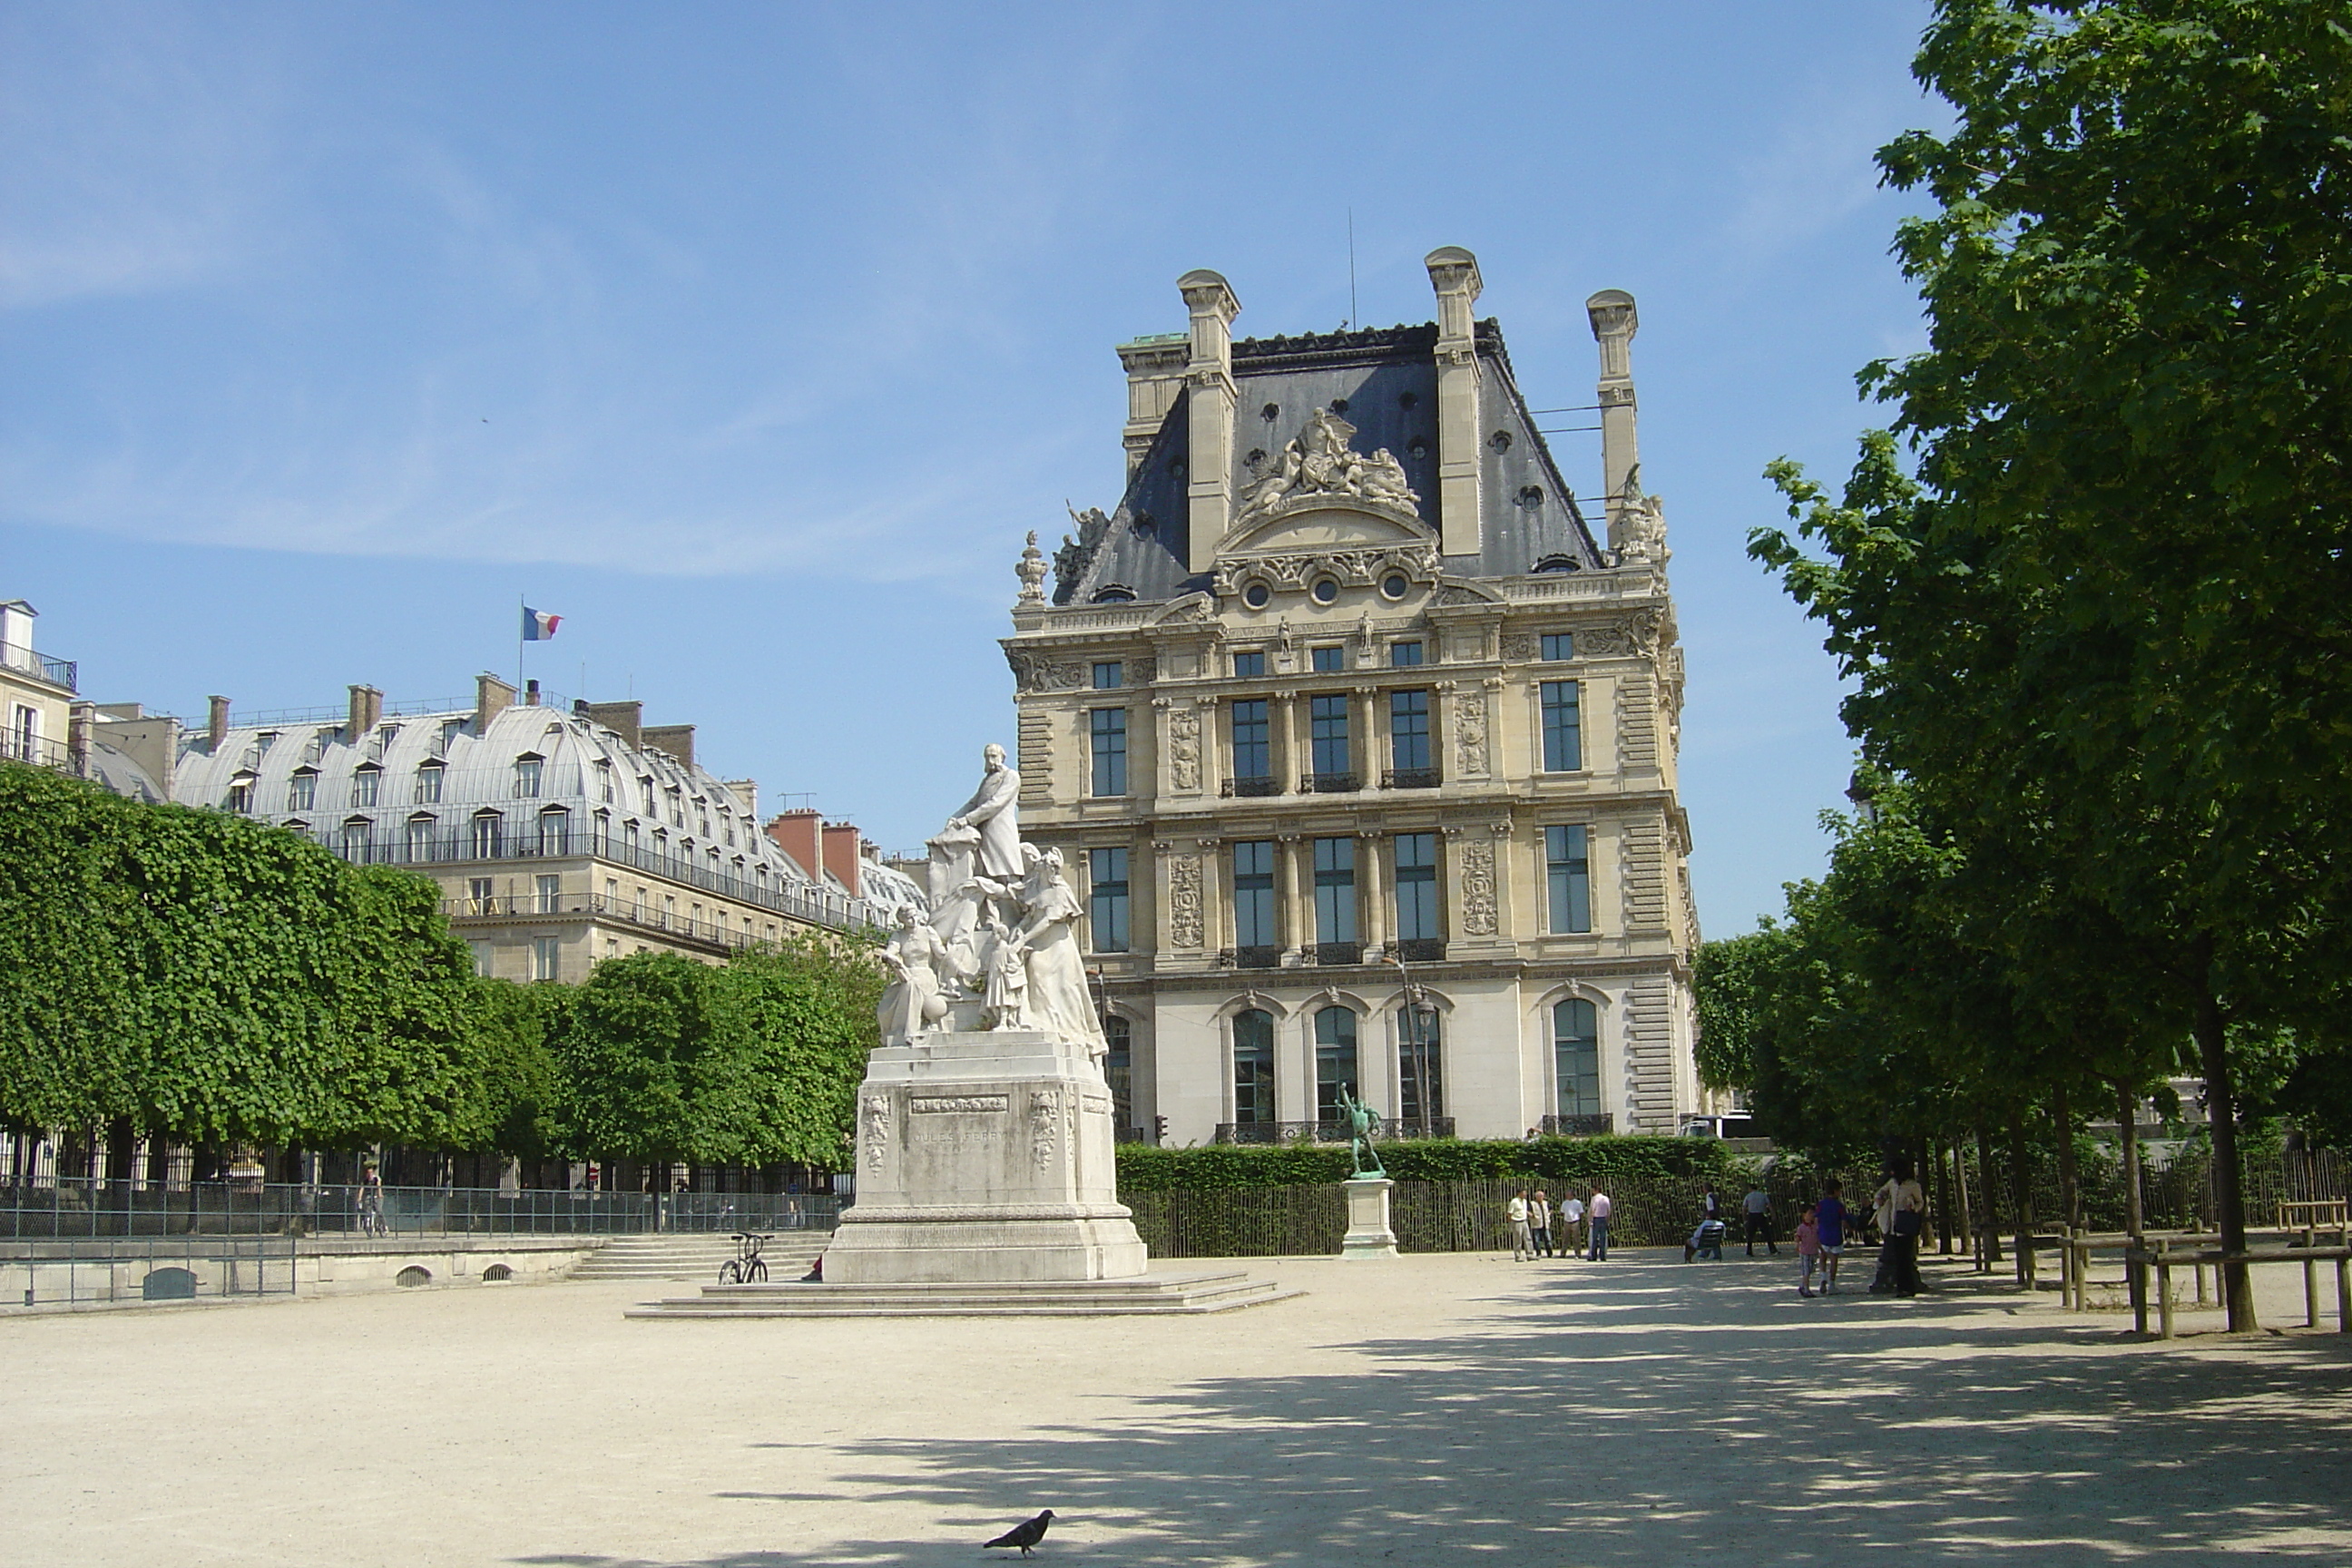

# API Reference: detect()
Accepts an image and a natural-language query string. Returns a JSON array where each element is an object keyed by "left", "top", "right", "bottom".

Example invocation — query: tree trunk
[
  {"left": 2053, "top": 1082, "right": 2079, "bottom": 1233},
  {"left": 1917, "top": 1135, "right": 1941, "bottom": 1255},
  {"left": 2008, "top": 1108, "right": 2035, "bottom": 1289},
  {"left": 1949, "top": 1137, "right": 1973, "bottom": 1254},
  {"left": 2116, "top": 1078, "right": 2145, "bottom": 1325},
  {"left": 1975, "top": 1122, "right": 2003, "bottom": 1269},
  {"left": 2191, "top": 981, "right": 2254, "bottom": 1330}
]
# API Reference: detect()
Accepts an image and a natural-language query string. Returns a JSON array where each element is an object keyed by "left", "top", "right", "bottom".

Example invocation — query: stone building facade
[{"left": 1004, "top": 249, "right": 1700, "bottom": 1145}]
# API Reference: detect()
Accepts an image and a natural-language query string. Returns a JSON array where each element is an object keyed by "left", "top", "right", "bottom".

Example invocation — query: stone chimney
[
  {"left": 68, "top": 701, "right": 93, "bottom": 777},
  {"left": 1116, "top": 333, "right": 1191, "bottom": 479},
  {"left": 820, "top": 821, "right": 863, "bottom": 895},
  {"left": 583, "top": 701, "right": 642, "bottom": 747},
  {"left": 765, "top": 808, "right": 823, "bottom": 878},
  {"left": 1178, "top": 269, "right": 1240, "bottom": 574},
  {"left": 475, "top": 672, "right": 515, "bottom": 731},
  {"left": 208, "top": 695, "right": 231, "bottom": 752},
  {"left": 723, "top": 779, "right": 758, "bottom": 818},
  {"left": 642, "top": 724, "right": 695, "bottom": 768},
  {"left": 346, "top": 684, "right": 383, "bottom": 740},
  {"left": 524, "top": 678, "right": 541, "bottom": 707},
  {"left": 1586, "top": 289, "right": 1641, "bottom": 535},
  {"left": 1425, "top": 247, "right": 1485, "bottom": 557}
]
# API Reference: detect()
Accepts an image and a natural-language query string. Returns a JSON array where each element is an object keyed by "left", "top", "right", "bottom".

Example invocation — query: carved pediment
[{"left": 1224, "top": 505, "right": 1426, "bottom": 554}]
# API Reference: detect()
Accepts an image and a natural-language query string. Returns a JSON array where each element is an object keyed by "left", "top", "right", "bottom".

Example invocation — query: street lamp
[{"left": 1388, "top": 948, "right": 1441, "bottom": 1138}]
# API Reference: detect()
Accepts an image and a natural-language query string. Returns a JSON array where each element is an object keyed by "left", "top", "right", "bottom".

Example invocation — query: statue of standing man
[{"left": 947, "top": 743, "right": 1022, "bottom": 883}]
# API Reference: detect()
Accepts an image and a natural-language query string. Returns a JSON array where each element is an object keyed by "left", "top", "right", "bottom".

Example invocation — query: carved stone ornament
[
  {"left": 1455, "top": 690, "right": 1491, "bottom": 777},
  {"left": 1610, "top": 466, "right": 1671, "bottom": 567},
  {"left": 1029, "top": 1088, "right": 1063, "bottom": 1171},
  {"left": 1169, "top": 706, "right": 1202, "bottom": 791},
  {"left": 1575, "top": 608, "right": 1666, "bottom": 661},
  {"left": 860, "top": 1092, "right": 892, "bottom": 1172},
  {"left": 1005, "top": 652, "right": 1089, "bottom": 691},
  {"left": 1460, "top": 839, "right": 1499, "bottom": 936},
  {"left": 1169, "top": 855, "right": 1204, "bottom": 948},
  {"left": 1211, "top": 544, "right": 1437, "bottom": 602},
  {"left": 1500, "top": 632, "right": 1537, "bottom": 662},
  {"left": 1015, "top": 531, "right": 1050, "bottom": 605},
  {"left": 1127, "top": 655, "right": 1158, "bottom": 684},
  {"left": 1433, "top": 582, "right": 1503, "bottom": 606},
  {"left": 1233, "top": 407, "right": 1420, "bottom": 529}
]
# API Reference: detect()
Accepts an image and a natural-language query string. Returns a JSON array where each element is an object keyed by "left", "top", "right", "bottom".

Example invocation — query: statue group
[{"left": 876, "top": 744, "right": 1109, "bottom": 1060}]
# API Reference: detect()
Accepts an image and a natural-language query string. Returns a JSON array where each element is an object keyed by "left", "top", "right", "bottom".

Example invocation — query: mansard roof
[{"left": 1057, "top": 316, "right": 1605, "bottom": 606}]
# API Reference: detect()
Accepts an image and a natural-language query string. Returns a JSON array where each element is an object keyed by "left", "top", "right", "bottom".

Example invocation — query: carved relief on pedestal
[
  {"left": 1028, "top": 1088, "right": 1063, "bottom": 1171},
  {"left": 1459, "top": 839, "right": 1498, "bottom": 936},
  {"left": 860, "top": 1093, "right": 893, "bottom": 1174},
  {"left": 1168, "top": 855, "right": 1205, "bottom": 948},
  {"left": 1455, "top": 688, "right": 1491, "bottom": 777},
  {"left": 1168, "top": 704, "right": 1202, "bottom": 791}
]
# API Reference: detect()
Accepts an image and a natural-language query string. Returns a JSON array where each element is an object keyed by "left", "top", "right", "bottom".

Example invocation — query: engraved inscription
[{"left": 909, "top": 1094, "right": 1011, "bottom": 1114}]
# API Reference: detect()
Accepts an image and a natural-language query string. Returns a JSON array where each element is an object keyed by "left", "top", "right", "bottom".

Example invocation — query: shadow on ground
[{"left": 514, "top": 1253, "right": 2352, "bottom": 1566}]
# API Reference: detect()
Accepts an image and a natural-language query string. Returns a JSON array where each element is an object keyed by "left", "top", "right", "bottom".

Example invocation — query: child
[
  {"left": 1796, "top": 1202, "right": 1823, "bottom": 1297},
  {"left": 1816, "top": 1180, "right": 1848, "bottom": 1294}
]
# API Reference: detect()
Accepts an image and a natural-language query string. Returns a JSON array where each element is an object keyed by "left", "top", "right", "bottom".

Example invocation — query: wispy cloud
[{"left": 1719, "top": 82, "right": 1924, "bottom": 264}]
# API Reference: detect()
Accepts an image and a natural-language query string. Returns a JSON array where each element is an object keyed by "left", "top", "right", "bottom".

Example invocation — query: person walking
[
  {"left": 1743, "top": 1184, "right": 1779, "bottom": 1256},
  {"left": 1816, "top": 1179, "right": 1849, "bottom": 1294},
  {"left": 1587, "top": 1185, "right": 1612, "bottom": 1260},
  {"left": 358, "top": 1161, "right": 386, "bottom": 1239},
  {"left": 1528, "top": 1189, "right": 1553, "bottom": 1258},
  {"left": 1507, "top": 1190, "right": 1534, "bottom": 1262},
  {"left": 1558, "top": 1191, "right": 1586, "bottom": 1259},
  {"left": 1796, "top": 1203, "right": 1823, "bottom": 1297},
  {"left": 1869, "top": 1160, "right": 1926, "bottom": 1296}
]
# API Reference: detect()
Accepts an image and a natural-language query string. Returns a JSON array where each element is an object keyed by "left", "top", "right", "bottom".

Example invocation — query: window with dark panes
[
  {"left": 1395, "top": 832, "right": 1438, "bottom": 941},
  {"left": 1232, "top": 1009, "right": 1275, "bottom": 1124},
  {"left": 1545, "top": 824, "right": 1592, "bottom": 934},
  {"left": 1313, "top": 837, "right": 1356, "bottom": 945},
  {"left": 1089, "top": 846, "right": 1130, "bottom": 953},
  {"left": 1230, "top": 699, "right": 1270, "bottom": 779},
  {"left": 1091, "top": 708, "right": 1128, "bottom": 796},
  {"left": 1309, "top": 694, "right": 1350, "bottom": 775},
  {"left": 1389, "top": 690, "right": 1430, "bottom": 772},
  {"left": 1232, "top": 840, "right": 1277, "bottom": 948},
  {"left": 1540, "top": 680, "right": 1583, "bottom": 772}
]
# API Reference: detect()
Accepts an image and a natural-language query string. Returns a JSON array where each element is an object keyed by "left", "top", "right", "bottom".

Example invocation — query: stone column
[
  {"left": 1426, "top": 247, "right": 1485, "bottom": 558},
  {"left": 1359, "top": 828, "right": 1387, "bottom": 955},
  {"left": 1354, "top": 682, "right": 1377, "bottom": 785},
  {"left": 1587, "top": 289, "right": 1641, "bottom": 543},
  {"left": 1181, "top": 270, "right": 1240, "bottom": 575},
  {"left": 1278, "top": 832, "right": 1305, "bottom": 960},
  {"left": 1275, "top": 688, "right": 1302, "bottom": 789}
]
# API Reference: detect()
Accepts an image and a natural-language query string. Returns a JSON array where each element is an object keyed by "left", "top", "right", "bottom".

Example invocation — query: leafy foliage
[{"left": 1115, "top": 1136, "right": 1738, "bottom": 1192}]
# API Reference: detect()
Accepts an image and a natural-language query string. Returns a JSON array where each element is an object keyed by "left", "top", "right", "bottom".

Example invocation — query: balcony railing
[
  {"left": 1219, "top": 946, "right": 1283, "bottom": 970},
  {"left": 1381, "top": 767, "right": 1441, "bottom": 789},
  {"left": 1298, "top": 770, "right": 1361, "bottom": 794},
  {"left": 1538, "top": 1113, "right": 1615, "bottom": 1137},
  {"left": 1388, "top": 938, "right": 1447, "bottom": 964},
  {"left": 0, "top": 733, "right": 74, "bottom": 770},
  {"left": 442, "top": 890, "right": 802, "bottom": 952},
  {"left": 1221, "top": 775, "right": 1281, "bottom": 799},
  {"left": 1308, "top": 941, "right": 1365, "bottom": 966},
  {"left": 0, "top": 641, "right": 76, "bottom": 692}
]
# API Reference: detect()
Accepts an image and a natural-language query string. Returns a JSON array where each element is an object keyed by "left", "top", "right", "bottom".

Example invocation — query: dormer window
[
  {"left": 667, "top": 787, "right": 682, "bottom": 828},
  {"left": 288, "top": 769, "right": 317, "bottom": 812},
  {"left": 1090, "top": 585, "right": 1137, "bottom": 604},
  {"left": 1534, "top": 554, "right": 1581, "bottom": 573},
  {"left": 353, "top": 765, "right": 381, "bottom": 808},
  {"left": 227, "top": 776, "right": 255, "bottom": 814},
  {"left": 513, "top": 754, "right": 543, "bottom": 799},
  {"left": 416, "top": 760, "right": 445, "bottom": 804},
  {"left": 594, "top": 759, "right": 614, "bottom": 803}
]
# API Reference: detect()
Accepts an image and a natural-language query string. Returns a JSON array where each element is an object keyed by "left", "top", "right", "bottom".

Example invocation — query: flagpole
[{"left": 518, "top": 593, "right": 525, "bottom": 691}]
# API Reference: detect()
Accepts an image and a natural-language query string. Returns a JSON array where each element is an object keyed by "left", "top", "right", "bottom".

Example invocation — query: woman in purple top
[{"left": 1815, "top": 1180, "right": 1848, "bottom": 1295}]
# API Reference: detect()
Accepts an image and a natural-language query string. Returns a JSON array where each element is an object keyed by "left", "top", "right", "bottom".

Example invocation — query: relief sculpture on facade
[
  {"left": 1168, "top": 854, "right": 1204, "bottom": 948},
  {"left": 1168, "top": 705, "right": 1201, "bottom": 791},
  {"left": 1455, "top": 691, "right": 1490, "bottom": 777},
  {"left": 1232, "top": 407, "right": 1420, "bottom": 528},
  {"left": 1028, "top": 1088, "right": 1062, "bottom": 1171},
  {"left": 1460, "top": 839, "right": 1498, "bottom": 936}
]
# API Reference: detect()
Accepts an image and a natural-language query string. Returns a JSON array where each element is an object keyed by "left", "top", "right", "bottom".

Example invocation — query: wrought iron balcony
[
  {"left": 0, "top": 640, "right": 76, "bottom": 693},
  {"left": 1212, "top": 1115, "right": 1455, "bottom": 1146},
  {"left": 1385, "top": 1115, "right": 1456, "bottom": 1141},
  {"left": 1538, "top": 1113, "right": 1615, "bottom": 1137},
  {"left": 1388, "top": 938, "right": 1447, "bottom": 964},
  {"left": 1381, "top": 767, "right": 1441, "bottom": 789},
  {"left": 1308, "top": 942, "right": 1365, "bottom": 966},
  {"left": 1218, "top": 945, "right": 1283, "bottom": 971},
  {"left": 1220, "top": 775, "right": 1282, "bottom": 798},
  {"left": 1298, "top": 770, "right": 1361, "bottom": 794}
]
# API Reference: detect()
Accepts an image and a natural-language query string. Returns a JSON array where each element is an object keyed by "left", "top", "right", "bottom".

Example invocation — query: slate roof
[{"left": 1057, "top": 318, "right": 1606, "bottom": 605}]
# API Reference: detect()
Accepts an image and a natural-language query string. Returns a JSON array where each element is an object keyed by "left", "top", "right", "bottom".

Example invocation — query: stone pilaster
[
  {"left": 1180, "top": 270, "right": 1240, "bottom": 574},
  {"left": 1426, "top": 247, "right": 1485, "bottom": 558}
]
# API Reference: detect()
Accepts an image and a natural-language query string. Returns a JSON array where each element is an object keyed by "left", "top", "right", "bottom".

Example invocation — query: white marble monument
[{"left": 823, "top": 747, "right": 1149, "bottom": 1285}]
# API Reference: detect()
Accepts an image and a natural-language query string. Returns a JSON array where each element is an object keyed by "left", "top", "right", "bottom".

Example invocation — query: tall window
[
  {"left": 531, "top": 936, "right": 562, "bottom": 982},
  {"left": 1398, "top": 1007, "right": 1444, "bottom": 1125},
  {"left": 352, "top": 766, "right": 380, "bottom": 808},
  {"left": 1230, "top": 699, "right": 1270, "bottom": 780},
  {"left": 1091, "top": 708, "right": 1128, "bottom": 797},
  {"left": 468, "top": 940, "right": 494, "bottom": 977},
  {"left": 1232, "top": 651, "right": 1266, "bottom": 679},
  {"left": 1395, "top": 833, "right": 1438, "bottom": 941},
  {"left": 1541, "top": 632, "right": 1574, "bottom": 662},
  {"left": 514, "top": 755, "right": 543, "bottom": 798},
  {"left": 1314, "top": 1006, "right": 1358, "bottom": 1123},
  {"left": 535, "top": 873, "right": 563, "bottom": 914},
  {"left": 1089, "top": 847, "right": 1130, "bottom": 953},
  {"left": 603, "top": 877, "right": 619, "bottom": 910},
  {"left": 1309, "top": 694, "right": 1349, "bottom": 776},
  {"left": 227, "top": 779, "right": 254, "bottom": 814},
  {"left": 1093, "top": 662, "right": 1123, "bottom": 691},
  {"left": 9, "top": 704, "right": 36, "bottom": 760},
  {"left": 1389, "top": 690, "right": 1430, "bottom": 773},
  {"left": 1390, "top": 641, "right": 1424, "bottom": 667},
  {"left": 1546, "top": 824, "right": 1592, "bottom": 934},
  {"left": 341, "top": 818, "right": 372, "bottom": 859},
  {"left": 1232, "top": 1009, "right": 1275, "bottom": 1125},
  {"left": 1540, "top": 681, "right": 1583, "bottom": 771},
  {"left": 1232, "top": 840, "right": 1276, "bottom": 949},
  {"left": 1311, "top": 646, "right": 1345, "bottom": 672},
  {"left": 1104, "top": 1014, "right": 1133, "bottom": 1130},
  {"left": 467, "top": 877, "right": 495, "bottom": 915},
  {"left": 539, "top": 806, "right": 571, "bottom": 855},
  {"left": 288, "top": 770, "right": 316, "bottom": 811},
  {"left": 1312, "top": 837, "right": 1356, "bottom": 945},
  {"left": 1554, "top": 998, "right": 1602, "bottom": 1118},
  {"left": 416, "top": 761, "right": 444, "bottom": 804},
  {"left": 594, "top": 760, "right": 614, "bottom": 803},
  {"left": 406, "top": 814, "right": 436, "bottom": 861},
  {"left": 472, "top": 810, "right": 503, "bottom": 859}
]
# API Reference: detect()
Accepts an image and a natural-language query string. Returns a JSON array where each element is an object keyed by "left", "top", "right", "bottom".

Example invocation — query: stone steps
[
  {"left": 571, "top": 1233, "right": 829, "bottom": 1282},
  {"left": 626, "top": 1269, "right": 1298, "bottom": 1318}
]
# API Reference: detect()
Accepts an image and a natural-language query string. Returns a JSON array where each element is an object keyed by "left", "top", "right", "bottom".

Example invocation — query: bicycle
[{"left": 717, "top": 1231, "right": 772, "bottom": 1285}]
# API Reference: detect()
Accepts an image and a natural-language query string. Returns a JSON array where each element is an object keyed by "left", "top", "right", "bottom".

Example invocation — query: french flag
[{"left": 523, "top": 606, "right": 563, "bottom": 642}]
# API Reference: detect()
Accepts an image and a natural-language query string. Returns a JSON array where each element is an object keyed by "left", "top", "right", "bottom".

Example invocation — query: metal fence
[{"left": 0, "top": 1179, "right": 841, "bottom": 1241}]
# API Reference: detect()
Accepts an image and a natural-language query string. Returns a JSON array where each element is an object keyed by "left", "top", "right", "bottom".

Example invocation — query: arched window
[
  {"left": 1397, "top": 1004, "right": 1444, "bottom": 1130},
  {"left": 1314, "top": 1006, "right": 1357, "bottom": 1126},
  {"left": 1232, "top": 1009, "right": 1275, "bottom": 1127},
  {"left": 1553, "top": 998, "right": 1602, "bottom": 1121},
  {"left": 538, "top": 806, "right": 571, "bottom": 855},
  {"left": 1104, "top": 1015, "right": 1133, "bottom": 1131},
  {"left": 472, "top": 809, "right": 504, "bottom": 859}
]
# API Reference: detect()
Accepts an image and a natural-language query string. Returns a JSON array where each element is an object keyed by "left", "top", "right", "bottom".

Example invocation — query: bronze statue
[{"left": 1337, "top": 1086, "right": 1385, "bottom": 1179}]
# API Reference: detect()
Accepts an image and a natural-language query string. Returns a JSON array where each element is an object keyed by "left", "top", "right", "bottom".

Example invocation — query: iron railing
[
  {"left": 1219, "top": 946, "right": 1283, "bottom": 970},
  {"left": 1299, "top": 770, "right": 1361, "bottom": 794},
  {"left": 0, "top": 734, "right": 74, "bottom": 769},
  {"left": 0, "top": 640, "right": 76, "bottom": 692},
  {"left": 1212, "top": 1118, "right": 1456, "bottom": 1146},
  {"left": 1221, "top": 775, "right": 1281, "bottom": 798},
  {"left": 1388, "top": 938, "right": 1447, "bottom": 964},
  {"left": 1382, "top": 768, "right": 1441, "bottom": 789},
  {"left": 1308, "top": 942, "right": 1366, "bottom": 966}
]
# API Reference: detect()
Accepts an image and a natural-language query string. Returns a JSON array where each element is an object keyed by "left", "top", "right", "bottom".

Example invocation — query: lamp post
[{"left": 1387, "top": 949, "right": 1441, "bottom": 1138}]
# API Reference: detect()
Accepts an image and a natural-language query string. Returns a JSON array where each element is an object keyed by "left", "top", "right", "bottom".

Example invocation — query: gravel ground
[{"left": 4, "top": 1248, "right": 2346, "bottom": 1566}]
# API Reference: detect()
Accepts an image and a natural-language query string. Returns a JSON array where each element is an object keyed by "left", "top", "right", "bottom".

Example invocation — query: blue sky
[{"left": 1, "top": 1, "right": 1939, "bottom": 930}]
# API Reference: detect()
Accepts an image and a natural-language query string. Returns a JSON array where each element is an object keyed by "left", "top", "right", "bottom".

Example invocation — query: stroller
[{"left": 1684, "top": 1219, "right": 1729, "bottom": 1262}]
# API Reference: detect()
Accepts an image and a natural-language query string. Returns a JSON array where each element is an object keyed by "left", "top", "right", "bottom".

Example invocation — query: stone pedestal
[
  {"left": 823, "top": 1029, "right": 1148, "bottom": 1284},
  {"left": 1340, "top": 1176, "right": 1399, "bottom": 1259}
]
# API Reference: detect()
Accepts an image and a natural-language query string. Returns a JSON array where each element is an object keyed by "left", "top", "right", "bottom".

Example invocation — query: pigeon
[{"left": 984, "top": 1510, "right": 1054, "bottom": 1556}]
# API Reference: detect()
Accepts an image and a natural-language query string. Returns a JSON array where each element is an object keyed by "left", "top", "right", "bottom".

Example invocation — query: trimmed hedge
[{"left": 1114, "top": 1135, "right": 1740, "bottom": 1192}]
